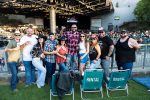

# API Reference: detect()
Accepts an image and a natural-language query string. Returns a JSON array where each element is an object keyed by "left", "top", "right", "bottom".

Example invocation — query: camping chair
[
  {"left": 80, "top": 69, "right": 104, "bottom": 100},
  {"left": 50, "top": 73, "right": 74, "bottom": 100},
  {"left": 105, "top": 69, "right": 130, "bottom": 97}
]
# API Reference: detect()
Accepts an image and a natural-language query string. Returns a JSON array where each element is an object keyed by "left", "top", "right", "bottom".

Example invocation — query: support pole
[{"left": 49, "top": 6, "right": 56, "bottom": 33}]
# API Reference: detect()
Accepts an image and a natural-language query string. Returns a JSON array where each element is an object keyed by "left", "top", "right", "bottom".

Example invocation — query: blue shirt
[{"left": 44, "top": 39, "right": 58, "bottom": 63}]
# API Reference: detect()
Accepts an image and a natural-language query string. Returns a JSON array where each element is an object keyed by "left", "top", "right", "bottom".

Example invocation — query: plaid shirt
[
  {"left": 64, "top": 31, "right": 80, "bottom": 55},
  {"left": 44, "top": 39, "right": 58, "bottom": 63}
]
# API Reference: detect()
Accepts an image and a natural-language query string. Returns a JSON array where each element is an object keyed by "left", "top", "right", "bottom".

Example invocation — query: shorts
[{"left": 79, "top": 53, "right": 89, "bottom": 64}]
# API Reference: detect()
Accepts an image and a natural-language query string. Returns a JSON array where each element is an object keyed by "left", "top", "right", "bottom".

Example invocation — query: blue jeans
[
  {"left": 8, "top": 62, "right": 18, "bottom": 90},
  {"left": 67, "top": 54, "right": 78, "bottom": 70},
  {"left": 90, "top": 59, "right": 101, "bottom": 69},
  {"left": 101, "top": 59, "right": 110, "bottom": 83},
  {"left": 58, "top": 62, "right": 68, "bottom": 72},
  {"left": 45, "top": 61, "right": 56, "bottom": 86},
  {"left": 32, "top": 58, "right": 46, "bottom": 87},
  {"left": 117, "top": 62, "right": 133, "bottom": 76},
  {"left": 23, "top": 61, "right": 36, "bottom": 85}
]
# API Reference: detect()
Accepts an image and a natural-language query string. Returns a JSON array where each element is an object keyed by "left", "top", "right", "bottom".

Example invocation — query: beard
[{"left": 120, "top": 35, "right": 127, "bottom": 38}]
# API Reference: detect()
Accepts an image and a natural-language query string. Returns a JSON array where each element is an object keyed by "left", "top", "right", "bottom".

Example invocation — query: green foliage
[{"left": 134, "top": 0, "right": 150, "bottom": 22}]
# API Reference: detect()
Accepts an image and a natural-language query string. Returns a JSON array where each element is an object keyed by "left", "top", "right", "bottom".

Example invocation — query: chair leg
[
  {"left": 81, "top": 90, "right": 84, "bottom": 100},
  {"left": 101, "top": 87, "right": 103, "bottom": 98},
  {"left": 73, "top": 88, "right": 74, "bottom": 100},
  {"left": 106, "top": 84, "right": 110, "bottom": 97},
  {"left": 126, "top": 84, "right": 129, "bottom": 96},
  {"left": 50, "top": 90, "right": 52, "bottom": 100}
]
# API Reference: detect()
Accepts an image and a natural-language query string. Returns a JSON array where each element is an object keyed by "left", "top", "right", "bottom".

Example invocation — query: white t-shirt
[
  {"left": 20, "top": 35, "right": 37, "bottom": 61},
  {"left": 79, "top": 42, "right": 86, "bottom": 54}
]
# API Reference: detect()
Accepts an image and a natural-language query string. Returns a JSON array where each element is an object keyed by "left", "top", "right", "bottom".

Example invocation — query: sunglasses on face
[
  {"left": 98, "top": 31, "right": 103, "bottom": 33},
  {"left": 120, "top": 33, "right": 126, "bottom": 35},
  {"left": 15, "top": 35, "right": 21, "bottom": 36},
  {"left": 81, "top": 36, "right": 85, "bottom": 37},
  {"left": 71, "top": 27, "right": 77, "bottom": 28},
  {"left": 91, "top": 38, "right": 97, "bottom": 40}
]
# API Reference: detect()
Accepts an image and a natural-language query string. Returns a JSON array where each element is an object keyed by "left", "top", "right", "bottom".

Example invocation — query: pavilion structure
[{"left": 0, "top": 0, "right": 113, "bottom": 33}]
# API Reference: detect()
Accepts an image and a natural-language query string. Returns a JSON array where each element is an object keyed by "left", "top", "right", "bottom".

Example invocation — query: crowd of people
[{"left": 5, "top": 24, "right": 141, "bottom": 92}]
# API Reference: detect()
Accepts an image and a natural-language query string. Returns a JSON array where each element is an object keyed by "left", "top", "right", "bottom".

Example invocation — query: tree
[{"left": 134, "top": 0, "right": 150, "bottom": 22}]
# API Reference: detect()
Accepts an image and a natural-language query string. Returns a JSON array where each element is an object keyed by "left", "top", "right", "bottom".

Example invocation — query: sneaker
[
  {"left": 25, "top": 84, "right": 30, "bottom": 88},
  {"left": 37, "top": 84, "right": 41, "bottom": 88},
  {"left": 32, "top": 82, "right": 36, "bottom": 85},
  {"left": 13, "top": 89, "right": 18, "bottom": 92}
]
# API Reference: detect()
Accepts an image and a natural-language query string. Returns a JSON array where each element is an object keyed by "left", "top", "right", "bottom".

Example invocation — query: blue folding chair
[
  {"left": 105, "top": 69, "right": 130, "bottom": 97},
  {"left": 50, "top": 73, "right": 74, "bottom": 100},
  {"left": 80, "top": 69, "right": 104, "bottom": 100}
]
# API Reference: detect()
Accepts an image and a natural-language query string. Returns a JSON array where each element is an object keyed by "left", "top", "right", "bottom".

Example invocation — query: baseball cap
[{"left": 98, "top": 27, "right": 104, "bottom": 33}]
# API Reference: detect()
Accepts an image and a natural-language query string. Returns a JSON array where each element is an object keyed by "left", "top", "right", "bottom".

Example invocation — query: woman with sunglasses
[
  {"left": 78, "top": 33, "right": 89, "bottom": 76},
  {"left": 89, "top": 34, "right": 101, "bottom": 69}
]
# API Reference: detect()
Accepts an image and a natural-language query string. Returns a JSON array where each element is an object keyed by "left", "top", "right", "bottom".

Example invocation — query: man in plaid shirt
[
  {"left": 64, "top": 24, "right": 80, "bottom": 70},
  {"left": 44, "top": 32, "right": 58, "bottom": 85}
]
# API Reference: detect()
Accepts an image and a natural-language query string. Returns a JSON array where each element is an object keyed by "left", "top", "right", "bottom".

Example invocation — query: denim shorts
[{"left": 79, "top": 53, "right": 89, "bottom": 64}]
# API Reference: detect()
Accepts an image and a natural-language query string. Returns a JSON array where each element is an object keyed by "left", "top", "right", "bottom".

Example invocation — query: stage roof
[{"left": 0, "top": 0, "right": 113, "bottom": 17}]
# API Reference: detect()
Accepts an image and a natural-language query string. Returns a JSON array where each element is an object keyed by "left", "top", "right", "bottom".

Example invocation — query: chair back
[
  {"left": 108, "top": 70, "right": 130, "bottom": 89},
  {"left": 82, "top": 69, "right": 103, "bottom": 90}
]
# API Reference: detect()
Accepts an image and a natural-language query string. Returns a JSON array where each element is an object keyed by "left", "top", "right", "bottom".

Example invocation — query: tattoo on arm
[{"left": 108, "top": 45, "right": 114, "bottom": 56}]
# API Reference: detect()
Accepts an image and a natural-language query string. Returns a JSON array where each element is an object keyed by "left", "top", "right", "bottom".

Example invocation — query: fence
[
  {"left": 111, "top": 44, "right": 150, "bottom": 70},
  {"left": 0, "top": 44, "right": 150, "bottom": 73}
]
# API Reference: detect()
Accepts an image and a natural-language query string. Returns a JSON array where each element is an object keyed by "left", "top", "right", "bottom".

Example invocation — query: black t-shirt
[{"left": 99, "top": 36, "right": 114, "bottom": 59}]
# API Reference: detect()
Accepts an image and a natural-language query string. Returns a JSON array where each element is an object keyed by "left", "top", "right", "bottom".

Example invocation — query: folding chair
[
  {"left": 80, "top": 69, "right": 104, "bottom": 100},
  {"left": 50, "top": 73, "right": 74, "bottom": 100},
  {"left": 105, "top": 69, "right": 130, "bottom": 97}
]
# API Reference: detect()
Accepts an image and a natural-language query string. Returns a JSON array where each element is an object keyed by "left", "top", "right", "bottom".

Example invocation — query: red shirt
[
  {"left": 56, "top": 46, "right": 68, "bottom": 63},
  {"left": 64, "top": 31, "right": 80, "bottom": 55}
]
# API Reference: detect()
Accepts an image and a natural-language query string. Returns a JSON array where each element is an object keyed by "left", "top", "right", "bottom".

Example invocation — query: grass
[{"left": 0, "top": 80, "right": 150, "bottom": 100}]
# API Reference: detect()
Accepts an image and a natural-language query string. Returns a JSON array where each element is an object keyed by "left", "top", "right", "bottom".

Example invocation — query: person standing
[
  {"left": 5, "top": 31, "right": 21, "bottom": 92},
  {"left": 56, "top": 36, "right": 68, "bottom": 72},
  {"left": 44, "top": 32, "right": 58, "bottom": 85},
  {"left": 78, "top": 33, "right": 89, "bottom": 75},
  {"left": 31, "top": 35, "right": 46, "bottom": 88},
  {"left": 20, "top": 27, "right": 37, "bottom": 87},
  {"left": 98, "top": 27, "right": 114, "bottom": 82},
  {"left": 115, "top": 30, "right": 140, "bottom": 76},
  {"left": 63, "top": 24, "right": 80, "bottom": 70},
  {"left": 89, "top": 34, "right": 101, "bottom": 69}
]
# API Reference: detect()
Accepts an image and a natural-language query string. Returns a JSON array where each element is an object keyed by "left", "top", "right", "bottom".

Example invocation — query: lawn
[{"left": 0, "top": 81, "right": 150, "bottom": 100}]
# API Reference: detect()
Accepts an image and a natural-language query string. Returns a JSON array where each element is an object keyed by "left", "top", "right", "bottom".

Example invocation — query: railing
[
  {"left": 111, "top": 44, "right": 150, "bottom": 70},
  {"left": 0, "top": 44, "right": 150, "bottom": 73}
]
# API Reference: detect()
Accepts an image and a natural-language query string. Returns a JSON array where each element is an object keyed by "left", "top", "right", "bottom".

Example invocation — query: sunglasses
[
  {"left": 71, "top": 27, "right": 77, "bottom": 28},
  {"left": 15, "top": 35, "right": 21, "bottom": 36},
  {"left": 98, "top": 31, "right": 103, "bottom": 33},
  {"left": 81, "top": 36, "right": 85, "bottom": 37},
  {"left": 91, "top": 38, "right": 97, "bottom": 40}
]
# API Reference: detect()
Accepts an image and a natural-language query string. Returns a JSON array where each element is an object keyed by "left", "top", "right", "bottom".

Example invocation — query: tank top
[
  {"left": 56, "top": 46, "right": 67, "bottom": 63},
  {"left": 115, "top": 38, "right": 135, "bottom": 63},
  {"left": 89, "top": 47, "right": 98, "bottom": 60},
  {"left": 79, "top": 42, "right": 86, "bottom": 54}
]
